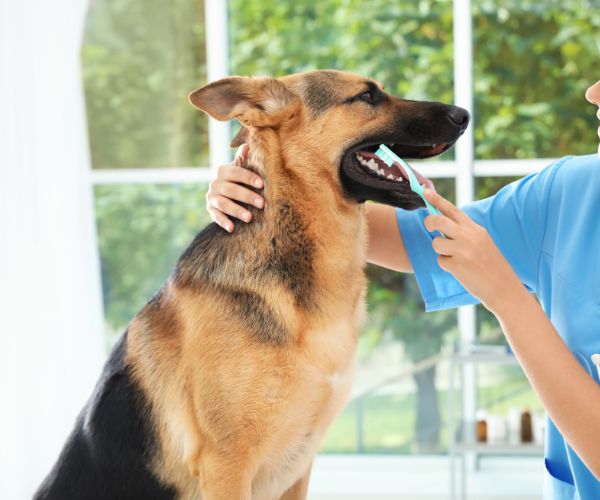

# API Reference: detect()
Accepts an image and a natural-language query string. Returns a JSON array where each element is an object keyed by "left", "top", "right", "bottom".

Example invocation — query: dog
[{"left": 34, "top": 70, "right": 468, "bottom": 500}]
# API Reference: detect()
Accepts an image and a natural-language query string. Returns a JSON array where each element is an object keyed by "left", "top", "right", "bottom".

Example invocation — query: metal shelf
[
  {"left": 453, "top": 443, "right": 543, "bottom": 455},
  {"left": 447, "top": 348, "right": 544, "bottom": 500}
]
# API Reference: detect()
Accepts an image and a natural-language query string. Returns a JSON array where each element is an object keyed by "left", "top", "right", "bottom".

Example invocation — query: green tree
[
  {"left": 95, "top": 184, "right": 211, "bottom": 341},
  {"left": 83, "top": 0, "right": 208, "bottom": 168}
]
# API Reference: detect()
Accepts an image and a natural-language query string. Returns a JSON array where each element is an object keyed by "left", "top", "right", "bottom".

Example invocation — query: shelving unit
[{"left": 448, "top": 349, "right": 544, "bottom": 500}]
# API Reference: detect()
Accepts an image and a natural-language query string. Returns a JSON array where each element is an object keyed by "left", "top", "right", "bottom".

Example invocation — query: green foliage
[
  {"left": 473, "top": 0, "right": 600, "bottom": 159},
  {"left": 229, "top": 0, "right": 455, "bottom": 103},
  {"left": 82, "top": 0, "right": 209, "bottom": 168},
  {"left": 95, "top": 184, "right": 212, "bottom": 337}
]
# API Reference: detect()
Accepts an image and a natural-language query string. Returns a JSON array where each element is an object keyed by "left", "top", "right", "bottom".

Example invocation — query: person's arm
[
  {"left": 365, "top": 203, "right": 412, "bottom": 272},
  {"left": 423, "top": 188, "right": 600, "bottom": 480},
  {"left": 206, "top": 145, "right": 413, "bottom": 271}
]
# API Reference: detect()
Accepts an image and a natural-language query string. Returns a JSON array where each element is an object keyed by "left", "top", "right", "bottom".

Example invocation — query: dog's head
[{"left": 189, "top": 70, "right": 469, "bottom": 210}]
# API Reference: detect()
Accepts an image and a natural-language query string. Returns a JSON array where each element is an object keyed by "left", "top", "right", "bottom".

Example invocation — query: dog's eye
[{"left": 346, "top": 87, "right": 383, "bottom": 106}]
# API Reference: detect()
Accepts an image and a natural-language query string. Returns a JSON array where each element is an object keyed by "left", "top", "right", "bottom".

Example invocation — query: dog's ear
[
  {"left": 189, "top": 77, "right": 300, "bottom": 128},
  {"left": 230, "top": 126, "right": 249, "bottom": 148}
]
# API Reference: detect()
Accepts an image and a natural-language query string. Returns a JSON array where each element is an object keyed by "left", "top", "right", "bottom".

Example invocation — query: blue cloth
[{"left": 396, "top": 155, "right": 600, "bottom": 499}]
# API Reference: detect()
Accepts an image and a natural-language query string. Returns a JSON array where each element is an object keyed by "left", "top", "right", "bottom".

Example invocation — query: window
[
  {"left": 84, "top": 0, "right": 600, "bottom": 455},
  {"left": 83, "top": 0, "right": 211, "bottom": 345}
]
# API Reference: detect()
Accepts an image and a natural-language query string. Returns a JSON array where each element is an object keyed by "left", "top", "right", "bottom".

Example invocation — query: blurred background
[{"left": 2, "top": 0, "right": 599, "bottom": 499}]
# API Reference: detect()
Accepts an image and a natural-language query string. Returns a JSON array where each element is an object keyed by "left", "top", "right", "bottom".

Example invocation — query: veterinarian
[{"left": 207, "top": 80, "right": 600, "bottom": 499}]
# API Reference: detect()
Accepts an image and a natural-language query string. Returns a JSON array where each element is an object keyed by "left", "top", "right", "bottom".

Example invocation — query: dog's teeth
[
  {"left": 357, "top": 154, "right": 370, "bottom": 167},
  {"left": 387, "top": 174, "right": 394, "bottom": 180},
  {"left": 358, "top": 156, "right": 370, "bottom": 167}
]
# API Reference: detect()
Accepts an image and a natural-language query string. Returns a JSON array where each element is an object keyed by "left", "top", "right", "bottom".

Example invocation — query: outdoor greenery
[
  {"left": 94, "top": 184, "right": 211, "bottom": 338},
  {"left": 83, "top": 0, "right": 209, "bottom": 168},
  {"left": 85, "top": 0, "right": 599, "bottom": 454}
]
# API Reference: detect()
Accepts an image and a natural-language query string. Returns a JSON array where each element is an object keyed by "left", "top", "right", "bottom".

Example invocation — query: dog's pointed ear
[
  {"left": 189, "top": 77, "right": 300, "bottom": 128},
  {"left": 230, "top": 126, "right": 249, "bottom": 148}
]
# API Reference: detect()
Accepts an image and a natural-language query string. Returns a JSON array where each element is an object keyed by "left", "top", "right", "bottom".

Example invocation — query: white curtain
[{"left": 0, "top": 0, "right": 105, "bottom": 498}]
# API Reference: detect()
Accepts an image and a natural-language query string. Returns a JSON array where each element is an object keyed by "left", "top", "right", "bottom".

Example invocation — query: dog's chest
[
  {"left": 251, "top": 314, "right": 360, "bottom": 500},
  {"left": 251, "top": 363, "right": 355, "bottom": 500}
]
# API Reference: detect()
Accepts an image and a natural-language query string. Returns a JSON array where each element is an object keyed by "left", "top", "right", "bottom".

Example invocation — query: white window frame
[{"left": 88, "top": 0, "right": 557, "bottom": 447}]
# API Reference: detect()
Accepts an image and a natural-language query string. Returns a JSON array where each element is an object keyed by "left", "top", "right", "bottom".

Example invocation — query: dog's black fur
[{"left": 33, "top": 333, "right": 176, "bottom": 500}]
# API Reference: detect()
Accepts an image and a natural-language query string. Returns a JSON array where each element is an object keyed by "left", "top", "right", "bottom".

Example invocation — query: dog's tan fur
[{"left": 124, "top": 71, "right": 413, "bottom": 499}]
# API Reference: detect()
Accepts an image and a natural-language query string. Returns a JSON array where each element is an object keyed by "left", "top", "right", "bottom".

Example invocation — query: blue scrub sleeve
[{"left": 396, "top": 157, "right": 569, "bottom": 312}]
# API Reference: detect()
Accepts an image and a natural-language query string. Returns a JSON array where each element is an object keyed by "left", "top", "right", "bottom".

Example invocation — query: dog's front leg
[
  {"left": 198, "top": 452, "right": 253, "bottom": 500},
  {"left": 279, "top": 461, "right": 313, "bottom": 500}
]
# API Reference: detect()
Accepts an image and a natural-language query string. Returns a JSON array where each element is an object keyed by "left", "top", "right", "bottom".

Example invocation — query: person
[{"left": 206, "top": 80, "right": 600, "bottom": 499}]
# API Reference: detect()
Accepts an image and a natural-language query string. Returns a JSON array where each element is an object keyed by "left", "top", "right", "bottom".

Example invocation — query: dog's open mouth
[
  {"left": 339, "top": 141, "right": 454, "bottom": 210},
  {"left": 354, "top": 150, "right": 435, "bottom": 189}
]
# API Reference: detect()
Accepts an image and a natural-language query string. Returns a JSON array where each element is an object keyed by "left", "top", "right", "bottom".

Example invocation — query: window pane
[
  {"left": 474, "top": 2, "right": 600, "bottom": 159},
  {"left": 94, "top": 183, "right": 211, "bottom": 343},
  {"left": 476, "top": 362, "right": 544, "bottom": 438},
  {"left": 83, "top": 0, "right": 208, "bottom": 169}
]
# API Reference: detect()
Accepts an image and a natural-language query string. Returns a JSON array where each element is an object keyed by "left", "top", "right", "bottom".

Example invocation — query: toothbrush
[
  {"left": 375, "top": 144, "right": 445, "bottom": 235},
  {"left": 375, "top": 144, "right": 440, "bottom": 215}
]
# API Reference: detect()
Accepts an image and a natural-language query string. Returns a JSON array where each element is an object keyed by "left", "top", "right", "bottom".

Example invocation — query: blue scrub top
[{"left": 396, "top": 154, "right": 600, "bottom": 499}]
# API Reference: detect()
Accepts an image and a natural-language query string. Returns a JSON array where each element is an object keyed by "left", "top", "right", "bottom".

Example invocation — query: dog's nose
[{"left": 447, "top": 107, "right": 470, "bottom": 129}]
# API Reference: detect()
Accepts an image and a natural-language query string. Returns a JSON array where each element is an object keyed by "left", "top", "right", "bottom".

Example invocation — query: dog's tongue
[{"left": 356, "top": 151, "right": 436, "bottom": 190}]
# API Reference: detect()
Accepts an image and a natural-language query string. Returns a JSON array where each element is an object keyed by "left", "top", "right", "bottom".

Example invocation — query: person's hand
[
  {"left": 206, "top": 144, "right": 265, "bottom": 233},
  {"left": 422, "top": 189, "right": 524, "bottom": 313}
]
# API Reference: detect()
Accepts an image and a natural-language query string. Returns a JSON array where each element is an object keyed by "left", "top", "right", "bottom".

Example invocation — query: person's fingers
[
  {"left": 423, "top": 189, "right": 465, "bottom": 222},
  {"left": 209, "top": 195, "right": 253, "bottom": 223},
  {"left": 431, "top": 236, "right": 456, "bottom": 257},
  {"left": 209, "top": 208, "right": 235, "bottom": 233},
  {"left": 219, "top": 164, "right": 264, "bottom": 189},
  {"left": 437, "top": 254, "right": 452, "bottom": 272},
  {"left": 424, "top": 214, "right": 458, "bottom": 238},
  {"left": 234, "top": 143, "right": 250, "bottom": 165},
  {"left": 219, "top": 182, "right": 264, "bottom": 209}
]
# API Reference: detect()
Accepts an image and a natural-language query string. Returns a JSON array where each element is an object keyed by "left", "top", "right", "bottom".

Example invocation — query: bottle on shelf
[
  {"left": 475, "top": 409, "right": 488, "bottom": 443},
  {"left": 521, "top": 408, "right": 533, "bottom": 443}
]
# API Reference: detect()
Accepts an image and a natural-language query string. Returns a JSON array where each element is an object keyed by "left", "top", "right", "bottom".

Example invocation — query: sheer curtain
[{"left": 0, "top": 1, "right": 105, "bottom": 498}]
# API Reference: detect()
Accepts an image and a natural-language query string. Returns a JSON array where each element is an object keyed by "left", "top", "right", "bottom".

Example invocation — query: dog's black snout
[{"left": 447, "top": 107, "right": 470, "bottom": 129}]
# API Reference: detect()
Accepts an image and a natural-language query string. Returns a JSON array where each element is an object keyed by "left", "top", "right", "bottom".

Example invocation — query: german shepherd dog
[{"left": 35, "top": 70, "right": 468, "bottom": 500}]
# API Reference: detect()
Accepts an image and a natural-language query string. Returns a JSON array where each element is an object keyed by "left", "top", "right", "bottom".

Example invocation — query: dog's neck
[
  {"left": 233, "top": 139, "right": 366, "bottom": 322},
  {"left": 244, "top": 134, "right": 361, "bottom": 236}
]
